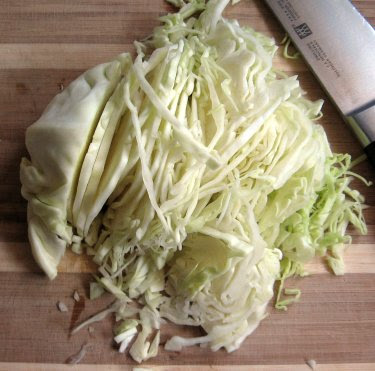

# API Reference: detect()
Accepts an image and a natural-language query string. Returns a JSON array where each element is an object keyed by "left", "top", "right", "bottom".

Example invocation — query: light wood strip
[
  {"left": 1, "top": 242, "right": 374, "bottom": 274},
  {"left": 304, "top": 244, "right": 375, "bottom": 274},
  {"left": 0, "top": 243, "right": 96, "bottom": 274},
  {"left": 0, "top": 44, "right": 307, "bottom": 71},
  {"left": 1, "top": 363, "right": 375, "bottom": 371},
  {"left": 0, "top": 44, "right": 133, "bottom": 70}
]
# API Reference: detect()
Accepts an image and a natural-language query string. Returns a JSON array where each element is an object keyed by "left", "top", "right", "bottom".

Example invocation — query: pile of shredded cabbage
[{"left": 20, "top": 0, "right": 369, "bottom": 363}]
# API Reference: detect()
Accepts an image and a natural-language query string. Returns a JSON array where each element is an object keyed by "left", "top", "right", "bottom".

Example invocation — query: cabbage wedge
[{"left": 20, "top": 54, "right": 128, "bottom": 278}]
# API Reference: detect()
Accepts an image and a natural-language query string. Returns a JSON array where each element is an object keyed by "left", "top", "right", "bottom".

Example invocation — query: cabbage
[
  {"left": 20, "top": 0, "right": 369, "bottom": 362},
  {"left": 72, "top": 54, "right": 132, "bottom": 237},
  {"left": 20, "top": 54, "right": 128, "bottom": 279}
]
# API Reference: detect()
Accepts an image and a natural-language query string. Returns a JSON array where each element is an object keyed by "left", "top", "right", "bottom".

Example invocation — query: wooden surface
[{"left": 0, "top": 0, "right": 375, "bottom": 369}]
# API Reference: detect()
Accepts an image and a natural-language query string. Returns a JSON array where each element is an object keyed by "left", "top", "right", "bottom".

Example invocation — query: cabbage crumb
[
  {"left": 66, "top": 343, "right": 90, "bottom": 365},
  {"left": 306, "top": 359, "right": 317, "bottom": 370},
  {"left": 73, "top": 290, "right": 80, "bottom": 302},
  {"left": 57, "top": 301, "right": 68, "bottom": 313}
]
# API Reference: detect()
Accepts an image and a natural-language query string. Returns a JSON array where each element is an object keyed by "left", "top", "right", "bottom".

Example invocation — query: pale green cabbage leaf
[{"left": 20, "top": 54, "right": 128, "bottom": 278}]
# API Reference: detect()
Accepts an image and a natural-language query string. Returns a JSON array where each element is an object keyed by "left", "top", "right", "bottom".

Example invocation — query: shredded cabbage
[{"left": 20, "top": 0, "right": 369, "bottom": 363}]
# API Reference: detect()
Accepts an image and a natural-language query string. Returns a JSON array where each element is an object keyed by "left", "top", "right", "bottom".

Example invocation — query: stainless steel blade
[
  {"left": 264, "top": 0, "right": 375, "bottom": 117},
  {"left": 264, "top": 0, "right": 375, "bottom": 166}
]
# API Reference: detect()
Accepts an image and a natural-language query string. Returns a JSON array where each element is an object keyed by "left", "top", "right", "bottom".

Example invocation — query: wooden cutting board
[{"left": 0, "top": 1, "right": 374, "bottom": 370}]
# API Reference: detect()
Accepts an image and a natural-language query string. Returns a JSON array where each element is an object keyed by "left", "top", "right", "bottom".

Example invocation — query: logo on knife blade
[{"left": 294, "top": 23, "right": 312, "bottom": 39}]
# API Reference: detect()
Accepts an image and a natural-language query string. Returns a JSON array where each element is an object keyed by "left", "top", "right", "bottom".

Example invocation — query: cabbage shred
[{"left": 20, "top": 0, "right": 369, "bottom": 363}]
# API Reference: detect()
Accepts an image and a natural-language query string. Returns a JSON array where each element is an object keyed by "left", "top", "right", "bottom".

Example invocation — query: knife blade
[{"left": 264, "top": 0, "right": 375, "bottom": 167}]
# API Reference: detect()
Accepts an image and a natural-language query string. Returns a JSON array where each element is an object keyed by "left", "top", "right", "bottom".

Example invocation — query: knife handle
[
  {"left": 351, "top": 105, "right": 375, "bottom": 143},
  {"left": 364, "top": 142, "right": 375, "bottom": 169},
  {"left": 347, "top": 104, "right": 375, "bottom": 169}
]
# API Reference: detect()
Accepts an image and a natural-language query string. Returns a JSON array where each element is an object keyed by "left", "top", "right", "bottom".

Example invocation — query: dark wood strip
[
  {"left": 0, "top": 0, "right": 372, "bottom": 44},
  {"left": 0, "top": 0, "right": 173, "bottom": 44},
  {"left": 0, "top": 272, "right": 374, "bottom": 365},
  {"left": 0, "top": 0, "right": 286, "bottom": 44},
  {"left": 0, "top": 221, "right": 28, "bottom": 243}
]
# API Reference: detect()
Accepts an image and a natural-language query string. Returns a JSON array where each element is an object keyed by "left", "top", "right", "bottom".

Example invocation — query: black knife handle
[
  {"left": 364, "top": 142, "right": 375, "bottom": 169},
  {"left": 347, "top": 107, "right": 375, "bottom": 170}
]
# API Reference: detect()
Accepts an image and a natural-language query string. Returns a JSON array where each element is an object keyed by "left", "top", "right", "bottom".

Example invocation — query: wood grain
[
  {"left": 0, "top": 272, "right": 374, "bottom": 365},
  {"left": 0, "top": 43, "right": 309, "bottom": 71},
  {"left": 1, "top": 364, "right": 375, "bottom": 371},
  {"left": 0, "top": 0, "right": 374, "bottom": 368},
  {"left": 2, "top": 242, "right": 375, "bottom": 275}
]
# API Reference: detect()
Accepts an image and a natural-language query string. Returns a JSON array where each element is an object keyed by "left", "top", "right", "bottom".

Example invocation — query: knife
[{"left": 264, "top": 0, "right": 375, "bottom": 168}]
